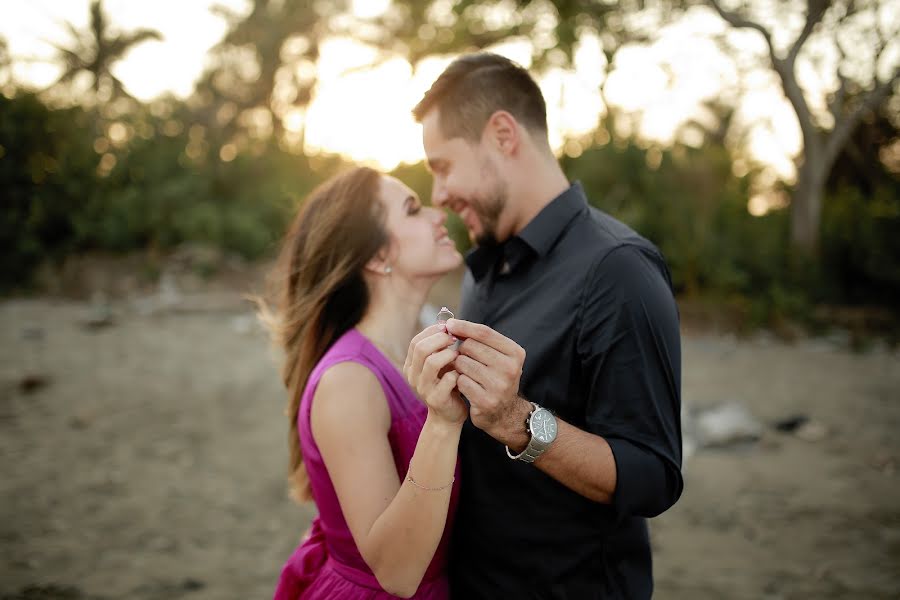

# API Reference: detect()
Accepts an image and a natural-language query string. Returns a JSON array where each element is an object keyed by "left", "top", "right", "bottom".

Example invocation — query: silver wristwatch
[{"left": 506, "top": 402, "right": 558, "bottom": 463}]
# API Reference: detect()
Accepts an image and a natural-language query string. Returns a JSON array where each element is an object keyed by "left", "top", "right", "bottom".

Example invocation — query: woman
[{"left": 261, "top": 166, "right": 465, "bottom": 598}]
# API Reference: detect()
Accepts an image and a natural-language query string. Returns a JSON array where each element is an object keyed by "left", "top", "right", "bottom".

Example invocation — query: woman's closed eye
[{"left": 405, "top": 196, "right": 422, "bottom": 215}]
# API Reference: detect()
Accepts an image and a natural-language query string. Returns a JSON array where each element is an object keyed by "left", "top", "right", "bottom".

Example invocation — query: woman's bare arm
[{"left": 311, "top": 360, "right": 460, "bottom": 598}]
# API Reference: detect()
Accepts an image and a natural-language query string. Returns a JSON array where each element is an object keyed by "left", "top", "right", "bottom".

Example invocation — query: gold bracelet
[{"left": 406, "top": 473, "right": 454, "bottom": 492}]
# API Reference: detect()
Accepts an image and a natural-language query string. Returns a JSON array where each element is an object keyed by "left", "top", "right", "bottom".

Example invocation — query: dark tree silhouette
[{"left": 46, "top": 0, "right": 162, "bottom": 100}]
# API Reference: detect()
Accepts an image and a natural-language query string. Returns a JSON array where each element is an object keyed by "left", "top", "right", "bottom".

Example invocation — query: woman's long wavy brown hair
[{"left": 258, "top": 166, "right": 388, "bottom": 502}]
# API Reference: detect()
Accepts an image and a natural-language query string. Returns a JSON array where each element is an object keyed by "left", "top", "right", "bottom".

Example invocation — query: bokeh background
[{"left": 1, "top": 1, "right": 899, "bottom": 599}]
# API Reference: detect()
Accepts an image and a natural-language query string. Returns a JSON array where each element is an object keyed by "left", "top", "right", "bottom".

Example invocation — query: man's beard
[{"left": 473, "top": 163, "right": 508, "bottom": 248}]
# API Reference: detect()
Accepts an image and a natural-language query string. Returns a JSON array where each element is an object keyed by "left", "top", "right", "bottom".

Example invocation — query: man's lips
[{"left": 460, "top": 206, "right": 479, "bottom": 232}]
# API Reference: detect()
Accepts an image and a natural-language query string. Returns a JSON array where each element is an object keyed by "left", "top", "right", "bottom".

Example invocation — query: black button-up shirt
[{"left": 450, "top": 182, "right": 683, "bottom": 599}]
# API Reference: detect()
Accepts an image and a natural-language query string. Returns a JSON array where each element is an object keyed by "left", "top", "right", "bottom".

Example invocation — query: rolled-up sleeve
[{"left": 576, "top": 245, "right": 684, "bottom": 519}]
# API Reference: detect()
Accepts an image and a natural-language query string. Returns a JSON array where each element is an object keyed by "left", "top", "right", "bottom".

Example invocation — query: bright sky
[{"left": 3, "top": 0, "right": 837, "bottom": 187}]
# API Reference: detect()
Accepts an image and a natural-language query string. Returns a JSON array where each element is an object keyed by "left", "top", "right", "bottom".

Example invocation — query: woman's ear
[{"left": 364, "top": 248, "right": 393, "bottom": 277}]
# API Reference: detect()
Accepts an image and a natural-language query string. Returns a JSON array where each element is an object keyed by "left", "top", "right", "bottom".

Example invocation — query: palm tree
[{"left": 47, "top": 0, "right": 162, "bottom": 100}]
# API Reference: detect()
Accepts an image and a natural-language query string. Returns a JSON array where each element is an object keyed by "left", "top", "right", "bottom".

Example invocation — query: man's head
[{"left": 413, "top": 53, "right": 552, "bottom": 247}]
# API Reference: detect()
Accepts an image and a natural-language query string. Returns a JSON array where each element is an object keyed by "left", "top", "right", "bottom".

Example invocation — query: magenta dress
[{"left": 273, "top": 328, "right": 460, "bottom": 599}]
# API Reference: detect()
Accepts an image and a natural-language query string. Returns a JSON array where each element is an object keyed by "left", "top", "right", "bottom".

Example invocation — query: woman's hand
[{"left": 404, "top": 324, "right": 468, "bottom": 425}]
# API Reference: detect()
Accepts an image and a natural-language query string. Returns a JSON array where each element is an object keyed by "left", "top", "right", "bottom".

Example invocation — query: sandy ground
[{"left": 1, "top": 268, "right": 899, "bottom": 600}]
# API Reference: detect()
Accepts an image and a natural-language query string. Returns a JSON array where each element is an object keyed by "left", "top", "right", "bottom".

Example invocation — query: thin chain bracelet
[{"left": 406, "top": 473, "right": 454, "bottom": 492}]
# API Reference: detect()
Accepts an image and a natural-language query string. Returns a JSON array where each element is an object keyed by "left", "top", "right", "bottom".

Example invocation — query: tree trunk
[{"left": 790, "top": 156, "right": 827, "bottom": 256}]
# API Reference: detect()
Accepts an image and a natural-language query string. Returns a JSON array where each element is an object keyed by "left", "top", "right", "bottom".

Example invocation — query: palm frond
[
  {"left": 89, "top": 0, "right": 108, "bottom": 48},
  {"left": 105, "top": 29, "right": 163, "bottom": 61}
]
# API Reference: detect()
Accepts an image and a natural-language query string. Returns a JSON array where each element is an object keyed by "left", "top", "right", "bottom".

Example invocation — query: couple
[{"left": 267, "top": 53, "right": 683, "bottom": 599}]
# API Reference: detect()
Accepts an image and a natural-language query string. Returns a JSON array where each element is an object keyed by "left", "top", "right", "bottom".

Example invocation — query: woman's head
[
  {"left": 280, "top": 167, "right": 387, "bottom": 346},
  {"left": 263, "top": 166, "right": 460, "bottom": 500},
  {"left": 369, "top": 174, "right": 462, "bottom": 284}
]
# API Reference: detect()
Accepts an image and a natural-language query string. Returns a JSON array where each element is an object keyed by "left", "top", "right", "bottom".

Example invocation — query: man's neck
[{"left": 509, "top": 154, "right": 570, "bottom": 236}]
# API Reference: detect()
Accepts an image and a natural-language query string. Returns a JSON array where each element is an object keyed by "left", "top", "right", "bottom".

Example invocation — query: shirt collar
[
  {"left": 517, "top": 181, "right": 588, "bottom": 258},
  {"left": 465, "top": 181, "right": 588, "bottom": 282}
]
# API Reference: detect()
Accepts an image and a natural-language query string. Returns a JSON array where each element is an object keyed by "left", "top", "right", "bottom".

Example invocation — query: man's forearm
[
  {"left": 498, "top": 401, "right": 617, "bottom": 504},
  {"left": 535, "top": 419, "right": 618, "bottom": 503},
  {"left": 511, "top": 415, "right": 681, "bottom": 515},
  {"left": 489, "top": 399, "right": 680, "bottom": 513}
]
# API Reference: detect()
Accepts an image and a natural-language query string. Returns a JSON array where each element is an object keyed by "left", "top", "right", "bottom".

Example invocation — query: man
[{"left": 408, "top": 53, "right": 683, "bottom": 599}]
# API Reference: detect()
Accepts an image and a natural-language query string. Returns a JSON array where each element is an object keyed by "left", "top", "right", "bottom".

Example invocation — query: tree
[
  {"left": 191, "top": 0, "right": 896, "bottom": 266},
  {"left": 46, "top": 0, "right": 162, "bottom": 101},
  {"left": 384, "top": 1, "right": 898, "bottom": 260},
  {"left": 195, "top": 0, "right": 352, "bottom": 141},
  {"left": 706, "top": 0, "right": 899, "bottom": 257}
]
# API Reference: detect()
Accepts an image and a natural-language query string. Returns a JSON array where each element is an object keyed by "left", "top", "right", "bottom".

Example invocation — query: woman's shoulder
[
  {"left": 305, "top": 328, "right": 415, "bottom": 423},
  {"left": 313, "top": 360, "right": 392, "bottom": 431},
  {"left": 309, "top": 330, "right": 376, "bottom": 379},
  {"left": 320, "top": 328, "right": 367, "bottom": 360}
]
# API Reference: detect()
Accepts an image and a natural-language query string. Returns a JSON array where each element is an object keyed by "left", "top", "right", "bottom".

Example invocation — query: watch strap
[
  {"left": 505, "top": 442, "right": 544, "bottom": 463},
  {"left": 505, "top": 402, "right": 549, "bottom": 463}
]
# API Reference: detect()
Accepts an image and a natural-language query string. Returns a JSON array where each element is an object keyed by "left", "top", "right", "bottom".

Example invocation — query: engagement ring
[{"left": 436, "top": 306, "right": 454, "bottom": 324}]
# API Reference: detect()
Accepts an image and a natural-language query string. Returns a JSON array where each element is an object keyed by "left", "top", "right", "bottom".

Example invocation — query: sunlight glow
[
  {"left": 352, "top": 0, "right": 391, "bottom": 20},
  {"left": 0, "top": 0, "right": 840, "bottom": 180},
  {"left": 304, "top": 43, "right": 424, "bottom": 170}
]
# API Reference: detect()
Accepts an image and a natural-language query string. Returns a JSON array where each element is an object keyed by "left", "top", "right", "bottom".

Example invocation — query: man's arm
[
  {"left": 446, "top": 246, "right": 683, "bottom": 518},
  {"left": 446, "top": 330, "right": 618, "bottom": 503},
  {"left": 476, "top": 395, "right": 619, "bottom": 503}
]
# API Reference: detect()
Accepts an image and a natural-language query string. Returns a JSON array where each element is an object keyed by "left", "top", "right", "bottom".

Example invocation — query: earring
[{"left": 384, "top": 266, "right": 392, "bottom": 274}]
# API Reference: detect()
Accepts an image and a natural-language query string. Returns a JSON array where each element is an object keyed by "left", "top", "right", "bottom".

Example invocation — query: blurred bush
[
  {"left": 563, "top": 142, "right": 898, "bottom": 329},
  {"left": 1, "top": 94, "right": 98, "bottom": 285},
  {"left": 562, "top": 143, "right": 792, "bottom": 323},
  {"left": 1, "top": 93, "right": 342, "bottom": 292},
  {"left": 821, "top": 183, "right": 900, "bottom": 306},
  {"left": 2, "top": 92, "right": 898, "bottom": 332}
]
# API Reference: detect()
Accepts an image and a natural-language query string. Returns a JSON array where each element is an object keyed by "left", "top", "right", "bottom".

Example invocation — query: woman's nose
[{"left": 429, "top": 206, "right": 447, "bottom": 225}]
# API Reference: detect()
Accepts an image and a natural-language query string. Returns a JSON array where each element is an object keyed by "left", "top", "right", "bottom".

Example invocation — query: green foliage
[
  {"left": 821, "top": 182, "right": 900, "bottom": 306},
  {"left": 0, "top": 93, "right": 344, "bottom": 292},
  {"left": 0, "top": 93, "right": 99, "bottom": 285},
  {"left": 2, "top": 91, "right": 898, "bottom": 331},
  {"left": 564, "top": 141, "right": 821, "bottom": 326},
  {"left": 564, "top": 142, "right": 784, "bottom": 296}
]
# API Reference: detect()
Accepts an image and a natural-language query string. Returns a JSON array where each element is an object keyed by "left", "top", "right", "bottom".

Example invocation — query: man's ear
[{"left": 485, "top": 110, "right": 520, "bottom": 156}]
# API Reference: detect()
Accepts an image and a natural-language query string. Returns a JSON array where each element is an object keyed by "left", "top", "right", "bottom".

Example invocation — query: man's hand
[{"left": 445, "top": 319, "right": 532, "bottom": 449}]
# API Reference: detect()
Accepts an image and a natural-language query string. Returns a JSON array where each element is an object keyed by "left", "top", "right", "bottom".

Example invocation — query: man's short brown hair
[{"left": 412, "top": 53, "right": 548, "bottom": 143}]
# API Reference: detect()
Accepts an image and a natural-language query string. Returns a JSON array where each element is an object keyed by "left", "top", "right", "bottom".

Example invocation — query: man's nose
[{"left": 431, "top": 181, "right": 449, "bottom": 208}]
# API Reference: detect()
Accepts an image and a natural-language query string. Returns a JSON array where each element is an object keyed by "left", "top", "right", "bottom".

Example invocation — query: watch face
[{"left": 530, "top": 409, "right": 557, "bottom": 444}]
